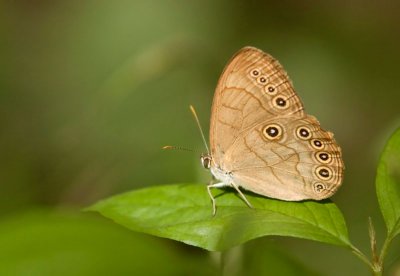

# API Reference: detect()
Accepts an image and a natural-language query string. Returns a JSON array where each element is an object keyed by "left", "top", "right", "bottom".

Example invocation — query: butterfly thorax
[{"left": 210, "top": 166, "right": 233, "bottom": 185}]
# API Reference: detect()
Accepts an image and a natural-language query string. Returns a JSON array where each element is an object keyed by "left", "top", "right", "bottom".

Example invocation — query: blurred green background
[{"left": 1, "top": 0, "right": 400, "bottom": 275}]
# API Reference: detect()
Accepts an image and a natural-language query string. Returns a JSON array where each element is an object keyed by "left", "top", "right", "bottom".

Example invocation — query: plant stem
[
  {"left": 379, "top": 231, "right": 394, "bottom": 264},
  {"left": 350, "top": 245, "right": 374, "bottom": 271},
  {"left": 374, "top": 230, "right": 396, "bottom": 275},
  {"left": 354, "top": 228, "right": 396, "bottom": 275}
]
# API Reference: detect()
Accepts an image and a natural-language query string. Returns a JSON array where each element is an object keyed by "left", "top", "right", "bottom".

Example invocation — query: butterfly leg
[
  {"left": 207, "top": 182, "right": 227, "bottom": 216},
  {"left": 230, "top": 182, "right": 253, "bottom": 209},
  {"left": 207, "top": 182, "right": 253, "bottom": 215}
]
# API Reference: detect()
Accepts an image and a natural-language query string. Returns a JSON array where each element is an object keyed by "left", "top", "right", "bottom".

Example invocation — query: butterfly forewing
[{"left": 210, "top": 47, "right": 304, "bottom": 164}]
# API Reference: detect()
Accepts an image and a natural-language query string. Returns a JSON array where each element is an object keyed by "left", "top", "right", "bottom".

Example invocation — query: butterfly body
[{"left": 206, "top": 47, "right": 344, "bottom": 214}]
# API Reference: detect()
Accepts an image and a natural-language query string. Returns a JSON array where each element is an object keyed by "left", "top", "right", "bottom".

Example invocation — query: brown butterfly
[{"left": 199, "top": 47, "right": 344, "bottom": 215}]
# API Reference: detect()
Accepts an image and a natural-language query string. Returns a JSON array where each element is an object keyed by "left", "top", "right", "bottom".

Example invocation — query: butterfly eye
[
  {"left": 250, "top": 69, "right": 260, "bottom": 77},
  {"left": 310, "top": 139, "right": 324, "bottom": 150},
  {"left": 315, "top": 151, "right": 332, "bottom": 164},
  {"left": 201, "top": 155, "right": 212, "bottom": 169},
  {"left": 257, "top": 76, "right": 268, "bottom": 84},
  {"left": 315, "top": 166, "right": 333, "bottom": 181},
  {"left": 296, "top": 126, "right": 312, "bottom": 140},
  {"left": 313, "top": 182, "right": 326, "bottom": 193},
  {"left": 273, "top": 96, "right": 289, "bottom": 109},
  {"left": 265, "top": 85, "right": 277, "bottom": 95},
  {"left": 262, "top": 124, "right": 283, "bottom": 140}
]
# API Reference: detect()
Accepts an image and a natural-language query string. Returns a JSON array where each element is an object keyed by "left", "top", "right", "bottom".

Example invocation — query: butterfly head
[{"left": 200, "top": 154, "right": 212, "bottom": 170}]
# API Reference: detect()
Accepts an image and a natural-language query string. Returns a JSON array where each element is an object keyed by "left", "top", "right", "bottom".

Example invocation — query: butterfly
[{"left": 199, "top": 46, "right": 344, "bottom": 215}]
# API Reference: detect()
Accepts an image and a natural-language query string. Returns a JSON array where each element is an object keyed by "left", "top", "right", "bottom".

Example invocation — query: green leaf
[
  {"left": 376, "top": 127, "right": 400, "bottom": 238},
  {"left": 87, "top": 183, "right": 351, "bottom": 251}
]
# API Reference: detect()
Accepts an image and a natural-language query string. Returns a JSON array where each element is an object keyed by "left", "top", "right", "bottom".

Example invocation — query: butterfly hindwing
[{"left": 224, "top": 115, "right": 343, "bottom": 200}]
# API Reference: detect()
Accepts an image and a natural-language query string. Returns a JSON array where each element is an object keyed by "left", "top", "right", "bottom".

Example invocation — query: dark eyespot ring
[
  {"left": 262, "top": 123, "right": 283, "bottom": 140},
  {"left": 311, "top": 139, "right": 324, "bottom": 149},
  {"left": 315, "top": 151, "right": 332, "bottom": 164},
  {"left": 315, "top": 166, "right": 333, "bottom": 181},
  {"left": 276, "top": 97, "right": 286, "bottom": 106},
  {"left": 250, "top": 69, "right": 260, "bottom": 77},
  {"left": 296, "top": 126, "right": 312, "bottom": 140},
  {"left": 257, "top": 76, "right": 267, "bottom": 84},
  {"left": 273, "top": 96, "right": 289, "bottom": 109},
  {"left": 265, "top": 85, "right": 277, "bottom": 95},
  {"left": 313, "top": 182, "right": 326, "bottom": 193}
]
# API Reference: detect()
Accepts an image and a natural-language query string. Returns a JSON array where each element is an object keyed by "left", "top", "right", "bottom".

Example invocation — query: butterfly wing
[{"left": 209, "top": 47, "right": 344, "bottom": 200}]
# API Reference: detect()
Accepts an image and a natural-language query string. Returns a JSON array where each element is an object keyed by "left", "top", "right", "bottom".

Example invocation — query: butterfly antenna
[
  {"left": 189, "top": 105, "right": 210, "bottom": 154},
  {"left": 162, "top": 145, "right": 194, "bottom": 152}
]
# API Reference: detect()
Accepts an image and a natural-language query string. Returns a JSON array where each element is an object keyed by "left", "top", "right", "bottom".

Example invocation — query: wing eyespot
[
  {"left": 315, "top": 151, "right": 332, "bottom": 164},
  {"left": 250, "top": 69, "right": 260, "bottom": 77},
  {"left": 296, "top": 126, "right": 312, "bottom": 140},
  {"left": 262, "top": 123, "right": 283, "bottom": 140},
  {"left": 257, "top": 76, "right": 268, "bottom": 84},
  {"left": 265, "top": 85, "right": 277, "bottom": 95},
  {"left": 313, "top": 182, "right": 326, "bottom": 193},
  {"left": 310, "top": 139, "right": 324, "bottom": 150},
  {"left": 315, "top": 166, "right": 333, "bottom": 181},
  {"left": 273, "top": 96, "right": 289, "bottom": 109}
]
